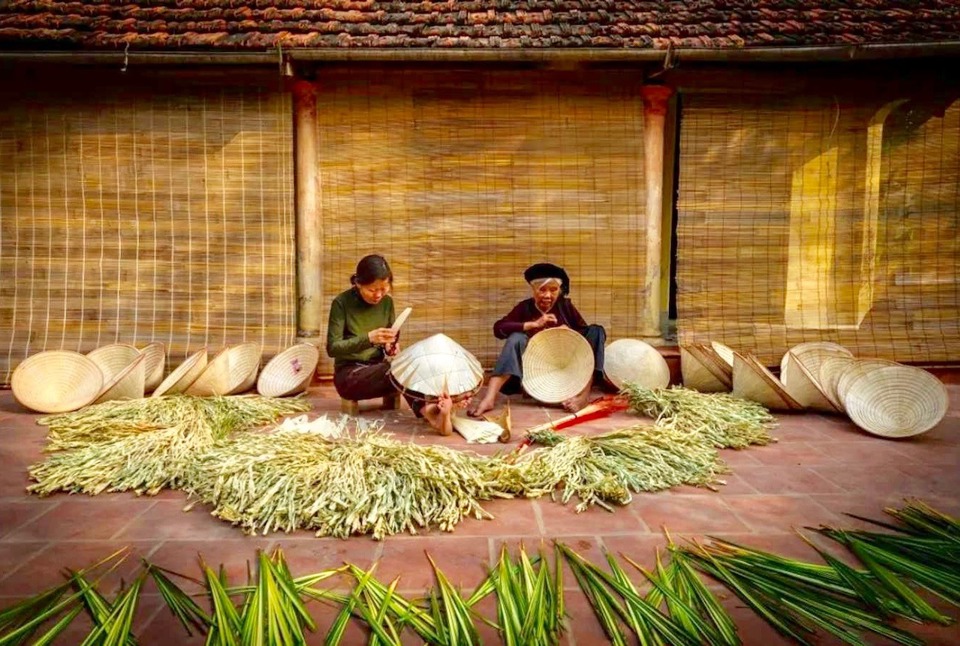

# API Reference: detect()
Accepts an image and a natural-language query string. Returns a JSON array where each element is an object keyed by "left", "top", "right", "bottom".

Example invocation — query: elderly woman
[
  {"left": 326, "top": 254, "right": 457, "bottom": 435},
  {"left": 468, "top": 262, "right": 606, "bottom": 417}
]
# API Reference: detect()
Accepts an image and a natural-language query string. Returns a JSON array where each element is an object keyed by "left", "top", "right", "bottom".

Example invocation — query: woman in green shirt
[{"left": 326, "top": 255, "right": 456, "bottom": 434}]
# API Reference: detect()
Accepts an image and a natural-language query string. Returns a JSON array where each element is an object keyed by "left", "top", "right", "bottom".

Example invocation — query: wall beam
[
  {"left": 640, "top": 84, "right": 674, "bottom": 338},
  {"left": 292, "top": 78, "right": 322, "bottom": 340}
]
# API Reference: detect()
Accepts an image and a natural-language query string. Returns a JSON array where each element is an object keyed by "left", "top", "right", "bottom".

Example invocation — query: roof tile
[{"left": 0, "top": 1, "right": 957, "bottom": 51}]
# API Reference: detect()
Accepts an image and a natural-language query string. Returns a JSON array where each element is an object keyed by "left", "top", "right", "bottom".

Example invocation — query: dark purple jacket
[{"left": 493, "top": 297, "right": 589, "bottom": 339}]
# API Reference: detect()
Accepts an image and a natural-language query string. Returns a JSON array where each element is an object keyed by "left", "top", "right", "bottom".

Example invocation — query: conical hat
[
  {"left": 779, "top": 341, "right": 852, "bottom": 382},
  {"left": 87, "top": 343, "right": 141, "bottom": 382},
  {"left": 694, "top": 343, "right": 733, "bottom": 385},
  {"left": 710, "top": 341, "right": 735, "bottom": 369},
  {"left": 152, "top": 349, "right": 208, "bottom": 397},
  {"left": 836, "top": 358, "right": 900, "bottom": 404},
  {"left": 11, "top": 350, "right": 104, "bottom": 414},
  {"left": 680, "top": 345, "right": 729, "bottom": 392},
  {"left": 257, "top": 343, "right": 319, "bottom": 397},
  {"left": 603, "top": 339, "right": 670, "bottom": 390},
  {"left": 140, "top": 342, "right": 166, "bottom": 392},
  {"left": 844, "top": 365, "right": 948, "bottom": 438},
  {"left": 227, "top": 343, "right": 262, "bottom": 395},
  {"left": 732, "top": 353, "right": 803, "bottom": 411},
  {"left": 94, "top": 353, "right": 146, "bottom": 404},
  {"left": 817, "top": 356, "right": 859, "bottom": 412},
  {"left": 521, "top": 327, "right": 594, "bottom": 404},
  {"left": 781, "top": 351, "right": 840, "bottom": 413},
  {"left": 389, "top": 334, "right": 483, "bottom": 398},
  {"left": 185, "top": 347, "right": 232, "bottom": 396}
]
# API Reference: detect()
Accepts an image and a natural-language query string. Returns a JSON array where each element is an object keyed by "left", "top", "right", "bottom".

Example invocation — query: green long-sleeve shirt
[{"left": 326, "top": 288, "right": 396, "bottom": 368}]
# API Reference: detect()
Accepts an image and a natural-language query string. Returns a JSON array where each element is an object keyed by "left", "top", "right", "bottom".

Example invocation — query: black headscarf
[{"left": 523, "top": 262, "right": 570, "bottom": 295}]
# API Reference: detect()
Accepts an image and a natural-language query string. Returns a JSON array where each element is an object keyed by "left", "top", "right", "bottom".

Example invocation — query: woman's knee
[
  {"left": 504, "top": 332, "right": 529, "bottom": 350},
  {"left": 583, "top": 324, "right": 606, "bottom": 345}
]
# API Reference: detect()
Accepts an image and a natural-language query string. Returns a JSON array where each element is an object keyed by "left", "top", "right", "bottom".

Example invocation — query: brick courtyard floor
[{"left": 1, "top": 382, "right": 958, "bottom": 645}]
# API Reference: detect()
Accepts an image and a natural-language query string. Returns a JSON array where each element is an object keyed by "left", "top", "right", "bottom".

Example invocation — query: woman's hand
[
  {"left": 385, "top": 341, "right": 401, "bottom": 356},
  {"left": 368, "top": 328, "right": 398, "bottom": 346},
  {"left": 525, "top": 313, "right": 558, "bottom": 331}
]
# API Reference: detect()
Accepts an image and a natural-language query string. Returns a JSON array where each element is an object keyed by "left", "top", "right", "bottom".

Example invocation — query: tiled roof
[{"left": 0, "top": 1, "right": 958, "bottom": 51}]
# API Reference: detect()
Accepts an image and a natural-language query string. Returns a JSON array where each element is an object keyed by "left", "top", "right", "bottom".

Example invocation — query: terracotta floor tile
[
  {"left": 0, "top": 498, "right": 59, "bottom": 538},
  {"left": 716, "top": 447, "right": 763, "bottom": 467},
  {"left": 563, "top": 590, "right": 624, "bottom": 645},
  {"left": 144, "top": 537, "right": 276, "bottom": 594},
  {"left": 453, "top": 497, "right": 542, "bottom": 537},
  {"left": 0, "top": 540, "right": 49, "bottom": 587},
  {"left": 537, "top": 497, "right": 649, "bottom": 537},
  {"left": 723, "top": 494, "right": 844, "bottom": 533},
  {"left": 810, "top": 464, "right": 923, "bottom": 496},
  {"left": 0, "top": 540, "right": 157, "bottom": 597},
  {"left": 670, "top": 473, "right": 758, "bottom": 496},
  {"left": 747, "top": 441, "right": 839, "bottom": 467},
  {"left": 116, "top": 499, "right": 248, "bottom": 540},
  {"left": 631, "top": 496, "right": 751, "bottom": 534},
  {"left": 377, "top": 535, "right": 493, "bottom": 593},
  {"left": 735, "top": 465, "right": 845, "bottom": 495},
  {"left": 4, "top": 497, "right": 157, "bottom": 541},
  {"left": 275, "top": 536, "right": 382, "bottom": 583}
]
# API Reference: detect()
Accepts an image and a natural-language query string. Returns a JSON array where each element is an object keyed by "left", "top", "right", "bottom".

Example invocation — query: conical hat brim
[
  {"left": 836, "top": 358, "right": 900, "bottom": 404},
  {"left": 710, "top": 342, "right": 735, "bottom": 369},
  {"left": 11, "top": 350, "right": 104, "bottom": 413},
  {"left": 603, "top": 339, "right": 670, "bottom": 390},
  {"left": 521, "top": 327, "right": 594, "bottom": 403},
  {"left": 817, "top": 356, "right": 859, "bottom": 412},
  {"left": 680, "top": 346, "right": 729, "bottom": 393},
  {"left": 227, "top": 343, "right": 262, "bottom": 395},
  {"left": 95, "top": 353, "right": 146, "bottom": 403},
  {"left": 781, "top": 351, "right": 839, "bottom": 413},
  {"left": 153, "top": 349, "right": 208, "bottom": 397},
  {"left": 732, "top": 353, "right": 803, "bottom": 411},
  {"left": 140, "top": 342, "right": 166, "bottom": 392},
  {"left": 688, "top": 344, "right": 733, "bottom": 388},
  {"left": 87, "top": 344, "right": 141, "bottom": 382},
  {"left": 185, "top": 347, "right": 232, "bottom": 396},
  {"left": 779, "top": 342, "right": 852, "bottom": 380},
  {"left": 844, "top": 365, "right": 948, "bottom": 438},
  {"left": 389, "top": 334, "right": 483, "bottom": 397},
  {"left": 257, "top": 344, "right": 320, "bottom": 397}
]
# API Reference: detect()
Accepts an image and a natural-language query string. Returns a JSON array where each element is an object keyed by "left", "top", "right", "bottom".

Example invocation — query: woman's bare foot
[
  {"left": 468, "top": 375, "right": 509, "bottom": 418},
  {"left": 562, "top": 380, "right": 593, "bottom": 413},
  {"left": 424, "top": 394, "right": 455, "bottom": 436}
]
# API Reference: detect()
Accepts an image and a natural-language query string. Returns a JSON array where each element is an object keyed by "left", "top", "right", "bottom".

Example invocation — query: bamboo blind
[
  {"left": 317, "top": 68, "right": 647, "bottom": 374},
  {"left": 677, "top": 92, "right": 960, "bottom": 365},
  {"left": 0, "top": 76, "right": 296, "bottom": 385}
]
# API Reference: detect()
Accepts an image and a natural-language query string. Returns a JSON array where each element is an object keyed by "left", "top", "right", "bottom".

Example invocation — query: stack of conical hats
[{"left": 692, "top": 339, "right": 950, "bottom": 438}]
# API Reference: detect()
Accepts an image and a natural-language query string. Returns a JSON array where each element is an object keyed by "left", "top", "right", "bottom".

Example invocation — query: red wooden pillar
[
  {"left": 291, "top": 79, "right": 322, "bottom": 340},
  {"left": 640, "top": 85, "right": 674, "bottom": 338}
]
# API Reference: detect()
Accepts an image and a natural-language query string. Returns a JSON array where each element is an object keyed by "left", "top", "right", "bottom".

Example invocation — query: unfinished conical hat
[
  {"left": 781, "top": 351, "right": 840, "bottom": 413},
  {"left": 836, "top": 358, "right": 900, "bottom": 404},
  {"left": 680, "top": 345, "right": 729, "bottom": 393},
  {"left": 257, "top": 343, "right": 319, "bottom": 397},
  {"left": 817, "top": 356, "right": 859, "bottom": 412},
  {"left": 844, "top": 365, "right": 948, "bottom": 438},
  {"left": 695, "top": 343, "right": 733, "bottom": 385},
  {"left": 11, "top": 350, "right": 104, "bottom": 413},
  {"left": 87, "top": 343, "right": 141, "bottom": 382},
  {"left": 94, "top": 353, "right": 146, "bottom": 404},
  {"left": 227, "top": 343, "right": 262, "bottom": 395},
  {"left": 732, "top": 353, "right": 803, "bottom": 411},
  {"left": 779, "top": 342, "right": 852, "bottom": 383},
  {"left": 140, "top": 342, "right": 166, "bottom": 392},
  {"left": 185, "top": 347, "right": 232, "bottom": 396},
  {"left": 389, "top": 334, "right": 483, "bottom": 398},
  {"left": 604, "top": 339, "right": 670, "bottom": 390},
  {"left": 152, "top": 348, "right": 208, "bottom": 397},
  {"left": 522, "top": 327, "right": 594, "bottom": 404}
]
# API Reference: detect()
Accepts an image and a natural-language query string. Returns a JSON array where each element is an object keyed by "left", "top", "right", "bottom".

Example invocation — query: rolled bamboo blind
[
  {"left": 0, "top": 76, "right": 296, "bottom": 384},
  {"left": 677, "top": 91, "right": 959, "bottom": 365},
  {"left": 316, "top": 68, "right": 648, "bottom": 374}
]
